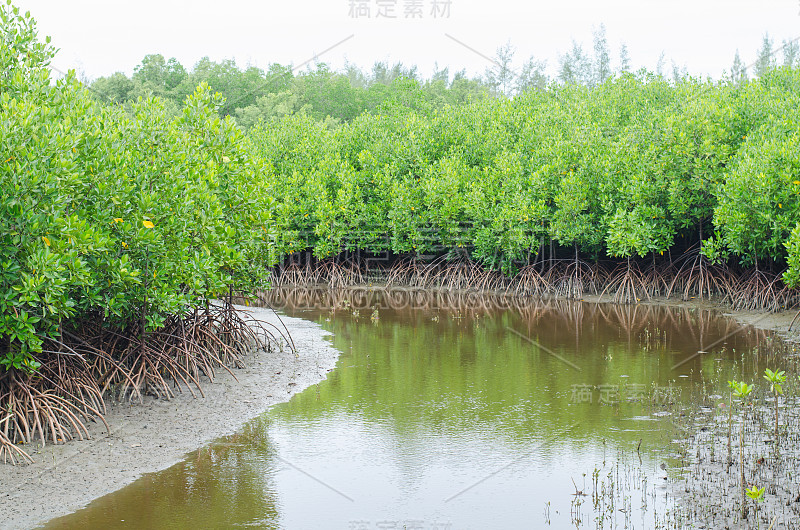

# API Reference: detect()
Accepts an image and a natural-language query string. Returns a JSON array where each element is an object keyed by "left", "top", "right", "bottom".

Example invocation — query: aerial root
[
  {"left": 600, "top": 261, "right": 650, "bottom": 304},
  {"left": 0, "top": 431, "right": 33, "bottom": 465},
  {"left": 666, "top": 250, "right": 736, "bottom": 301},
  {"left": 270, "top": 252, "right": 800, "bottom": 311},
  {"left": 510, "top": 265, "right": 550, "bottom": 297},
  {"left": 0, "top": 303, "right": 284, "bottom": 465},
  {"left": 727, "top": 269, "right": 795, "bottom": 312}
]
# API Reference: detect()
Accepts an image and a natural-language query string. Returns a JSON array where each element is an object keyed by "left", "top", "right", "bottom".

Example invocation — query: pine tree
[
  {"left": 431, "top": 63, "right": 450, "bottom": 86},
  {"left": 559, "top": 40, "right": 592, "bottom": 86},
  {"left": 754, "top": 33, "right": 775, "bottom": 78},
  {"left": 484, "top": 42, "right": 516, "bottom": 97},
  {"left": 344, "top": 62, "right": 367, "bottom": 88},
  {"left": 619, "top": 43, "right": 631, "bottom": 73},
  {"left": 516, "top": 56, "right": 548, "bottom": 94},
  {"left": 655, "top": 51, "right": 666, "bottom": 77},
  {"left": 671, "top": 61, "right": 688, "bottom": 84},
  {"left": 731, "top": 50, "right": 748, "bottom": 84},
  {"left": 782, "top": 38, "right": 799, "bottom": 67},
  {"left": 593, "top": 24, "right": 611, "bottom": 85}
]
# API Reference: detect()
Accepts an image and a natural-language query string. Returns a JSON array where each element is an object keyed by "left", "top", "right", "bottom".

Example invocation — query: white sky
[{"left": 13, "top": 0, "right": 800, "bottom": 81}]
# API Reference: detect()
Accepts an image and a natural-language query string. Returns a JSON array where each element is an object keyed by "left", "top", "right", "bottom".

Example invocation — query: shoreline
[
  {"left": 1, "top": 290, "right": 798, "bottom": 529},
  {"left": 272, "top": 281, "right": 800, "bottom": 343},
  {"left": 0, "top": 307, "right": 340, "bottom": 530},
  {"left": 579, "top": 292, "right": 800, "bottom": 343}
]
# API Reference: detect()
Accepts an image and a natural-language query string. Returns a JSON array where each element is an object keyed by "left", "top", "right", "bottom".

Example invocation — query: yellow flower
[
  {"left": 122, "top": 241, "right": 128, "bottom": 248},
  {"left": 779, "top": 203, "right": 783, "bottom": 208},
  {"left": 143, "top": 220, "right": 155, "bottom": 229},
  {"left": 113, "top": 218, "right": 123, "bottom": 224},
  {"left": 794, "top": 181, "right": 800, "bottom": 185},
  {"left": 42, "top": 236, "right": 50, "bottom": 247}
]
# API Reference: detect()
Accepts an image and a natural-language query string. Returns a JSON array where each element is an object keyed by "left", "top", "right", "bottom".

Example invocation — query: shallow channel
[{"left": 44, "top": 288, "right": 773, "bottom": 529}]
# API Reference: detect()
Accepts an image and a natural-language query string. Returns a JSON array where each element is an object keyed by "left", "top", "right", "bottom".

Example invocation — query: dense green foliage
[
  {"left": 4, "top": 2, "right": 800, "bottom": 382},
  {"left": 247, "top": 66, "right": 800, "bottom": 284},
  {"left": 1, "top": 3, "right": 275, "bottom": 373}
]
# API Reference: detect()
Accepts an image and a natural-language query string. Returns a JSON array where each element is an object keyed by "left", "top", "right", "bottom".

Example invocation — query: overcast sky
[{"left": 14, "top": 0, "right": 800, "bottom": 82}]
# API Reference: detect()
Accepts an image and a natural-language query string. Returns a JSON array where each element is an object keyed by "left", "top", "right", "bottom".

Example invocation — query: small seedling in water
[
  {"left": 746, "top": 485, "right": 766, "bottom": 528},
  {"left": 746, "top": 484, "right": 765, "bottom": 502},
  {"left": 763, "top": 368, "right": 786, "bottom": 443},
  {"left": 729, "top": 380, "right": 753, "bottom": 400},
  {"left": 729, "top": 380, "right": 754, "bottom": 519}
]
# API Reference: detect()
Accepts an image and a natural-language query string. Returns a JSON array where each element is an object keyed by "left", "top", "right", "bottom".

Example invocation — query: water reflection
[
  {"left": 46, "top": 417, "right": 280, "bottom": 529},
  {"left": 46, "top": 289, "right": 774, "bottom": 529}
]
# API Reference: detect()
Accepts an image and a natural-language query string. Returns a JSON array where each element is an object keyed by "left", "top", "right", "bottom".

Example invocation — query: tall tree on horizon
[
  {"left": 619, "top": 42, "right": 631, "bottom": 73},
  {"left": 516, "top": 55, "right": 548, "bottom": 93},
  {"left": 782, "top": 38, "right": 799, "bottom": 67},
  {"left": 671, "top": 61, "right": 688, "bottom": 84},
  {"left": 730, "top": 49, "right": 748, "bottom": 84},
  {"left": 754, "top": 33, "right": 775, "bottom": 77},
  {"left": 344, "top": 62, "right": 367, "bottom": 88},
  {"left": 593, "top": 23, "right": 612, "bottom": 85},
  {"left": 484, "top": 42, "right": 516, "bottom": 97},
  {"left": 559, "top": 40, "right": 592, "bottom": 86},
  {"left": 431, "top": 63, "right": 450, "bottom": 86},
  {"left": 655, "top": 51, "right": 666, "bottom": 77},
  {"left": 370, "top": 61, "right": 418, "bottom": 85}
]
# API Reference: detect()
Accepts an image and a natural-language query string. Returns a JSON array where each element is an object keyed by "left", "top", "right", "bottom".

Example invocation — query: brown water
[{"left": 45, "top": 289, "right": 773, "bottom": 529}]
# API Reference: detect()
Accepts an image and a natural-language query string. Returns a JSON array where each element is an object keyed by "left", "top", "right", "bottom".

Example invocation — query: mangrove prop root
[
  {"left": 598, "top": 261, "right": 651, "bottom": 305},
  {"left": 666, "top": 249, "right": 736, "bottom": 302},
  {"left": 270, "top": 252, "right": 800, "bottom": 312},
  {"left": 728, "top": 269, "right": 798, "bottom": 312},
  {"left": 0, "top": 430, "right": 33, "bottom": 465},
  {"left": 0, "top": 304, "right": 284, "bottom": 465}
]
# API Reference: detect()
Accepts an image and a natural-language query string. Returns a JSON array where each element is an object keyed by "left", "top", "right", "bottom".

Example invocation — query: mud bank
[{"left": 0, "top": 307, "right": 340, "bottom": 530}]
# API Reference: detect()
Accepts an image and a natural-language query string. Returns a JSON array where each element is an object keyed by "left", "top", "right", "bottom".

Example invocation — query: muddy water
[{"left": 44, "top": 289, "right": 773, "bottom": 529}]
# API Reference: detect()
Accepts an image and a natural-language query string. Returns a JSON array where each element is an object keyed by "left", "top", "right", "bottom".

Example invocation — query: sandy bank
[{"left": 0, "top": 307, "right": 339, "bottom": 530}]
